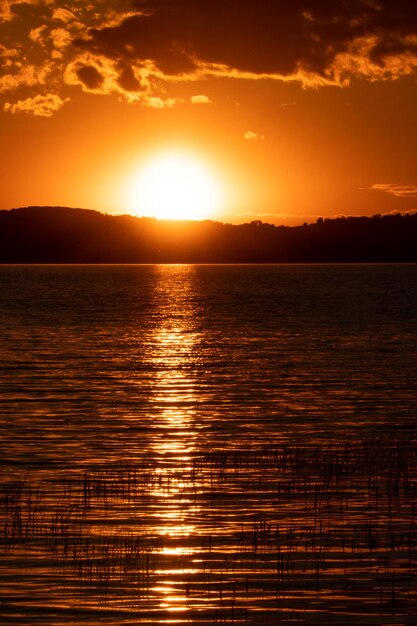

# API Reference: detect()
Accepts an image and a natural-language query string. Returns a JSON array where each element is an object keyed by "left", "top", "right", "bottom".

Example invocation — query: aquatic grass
[{"left": 1, "top": 436, "right": 416, "bottom": 624}]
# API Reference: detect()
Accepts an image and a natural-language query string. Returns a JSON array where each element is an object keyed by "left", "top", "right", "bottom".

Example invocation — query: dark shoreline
[{"left": 1, "top": 206, "right": 417, "bottom": 264}]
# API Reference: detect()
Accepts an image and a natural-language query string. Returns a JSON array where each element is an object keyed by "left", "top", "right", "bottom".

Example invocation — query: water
[{"left": 0, "top": 264, "right": 416, "bottom": 624}]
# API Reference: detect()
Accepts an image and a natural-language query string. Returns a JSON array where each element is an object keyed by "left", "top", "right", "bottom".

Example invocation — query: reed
[{"left": 1, "top": 436, "right": 416, "bottom": 624}]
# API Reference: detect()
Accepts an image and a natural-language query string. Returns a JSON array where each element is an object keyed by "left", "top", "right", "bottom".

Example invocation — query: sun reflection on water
[{"left": 147, "top": 266, "right": 202, "bottom": 616}]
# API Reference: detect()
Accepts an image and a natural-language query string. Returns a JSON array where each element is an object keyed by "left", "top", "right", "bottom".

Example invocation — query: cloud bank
[
  {"left": 74, "top": 1, "right": 417, "bottom": 86},
  {"left": 1, "top": 0, "right": 417, "bottom": 114}
]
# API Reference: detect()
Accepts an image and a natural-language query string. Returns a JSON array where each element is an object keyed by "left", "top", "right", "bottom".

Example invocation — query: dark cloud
[
  {"left": 76, "top": 64, "right": 103, "bottom": 89},
  {"left": 73, "top": 0, "right": 417, "bottom": 84},
  {"left": 117, "top": 62, "right": 141, "bottom": 91}
]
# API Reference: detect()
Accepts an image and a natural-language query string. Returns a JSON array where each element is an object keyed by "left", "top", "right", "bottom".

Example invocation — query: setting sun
[{"left": 125, "top": 152, "right": 222, "bottom": 220}]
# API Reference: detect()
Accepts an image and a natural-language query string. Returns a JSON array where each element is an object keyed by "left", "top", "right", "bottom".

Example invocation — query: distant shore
[{"left": 1, "top": 206, "right": 417, "bottom": 263}]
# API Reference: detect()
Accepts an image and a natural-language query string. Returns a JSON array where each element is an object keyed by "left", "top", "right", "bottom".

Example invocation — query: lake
[{"left": 0, "top": 264, "right": 416, "bottom": 625}]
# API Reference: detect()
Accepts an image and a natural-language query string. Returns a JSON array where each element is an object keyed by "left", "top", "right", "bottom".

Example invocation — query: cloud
[
  {"left": 65, "top": 53, "right": 116, "bottom": 93},
  {"left": 50, "top": 27, "right": 72, "bottom": 49},
  {"left": 64, "top": 52, "right": 178, "bottom": 106},
  {"left": 73, "top": 1, "right": 417, "bottom": 87},
  {"left": 51, "top": 7, "right": 75, "bottom": 24},
  {"left": 64, "top": 52, "right": 149, "bottom": 99},
  {"left": 2, "top": 1, "right": 417, "bottom": 115},
  {"left": 329, "top": 35, "right": 417, "bottom": 83},
  {"left": 370, "top": 183, "right": 417, "bottom": 198},
  {"left": 29, "top": 23, "right": 75, "bottom": 59},
  {"left": 0, "top": 0, "right": 24, "bottom": 21},
  {"left": 0, "top": 0, "right": 13, "bottom": 21},
  {"left": 99, "top": 9, "right": 145, "bottom": 29},
  {"left": 0, "top": 1, "right": 157, "bottom": 113},
  {"left": 244, "top": 131, "right": 264, "bottom": 141},
  {"left": 145, "top": 96, "right": 179, "bottom": 109},
  {"left": 0, "top": 43, "right": 18, "bottom": 58},
  {"left": 29, "top": 24, "right": 48, "bottom": 44},
  {"left": 0, "top": 62, "right": 51, "bottom": 92},
  {"left": 4, "top": 92, "right": 69, "bottom": 116},
  {"left": 0, "top": 0, "right": 54, "bottom": 22},
  {"left": 191, "top": 94, "right": 212, "bottom": 104}
]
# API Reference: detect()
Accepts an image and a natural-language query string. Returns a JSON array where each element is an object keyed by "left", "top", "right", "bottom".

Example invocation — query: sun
[{"left": 126, "top": 151, "right": 222, "bottom": 220}]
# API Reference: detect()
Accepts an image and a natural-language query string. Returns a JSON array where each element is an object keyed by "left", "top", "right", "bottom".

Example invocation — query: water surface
[{"left": 1, "top": 264, "right": 416, "bottom": 624}]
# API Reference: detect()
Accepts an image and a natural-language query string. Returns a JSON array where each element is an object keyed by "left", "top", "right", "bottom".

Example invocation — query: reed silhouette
[{"left": 1, "top": 438, "right": 416, "bottom": 624}]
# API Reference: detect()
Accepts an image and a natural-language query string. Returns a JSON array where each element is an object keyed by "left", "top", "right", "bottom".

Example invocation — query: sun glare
[{"left": 126, "top": 152, "right": 222, "bottom": 220}]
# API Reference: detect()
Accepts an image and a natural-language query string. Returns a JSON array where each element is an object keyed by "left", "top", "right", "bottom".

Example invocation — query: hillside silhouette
[{"left": 0, "top": 206, "right": 416, "bottom": 263}]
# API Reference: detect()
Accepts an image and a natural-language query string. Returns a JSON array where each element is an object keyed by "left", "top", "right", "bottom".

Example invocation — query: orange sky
[{"left": 1, "top": 0, "right": 417, "bottom": 225}]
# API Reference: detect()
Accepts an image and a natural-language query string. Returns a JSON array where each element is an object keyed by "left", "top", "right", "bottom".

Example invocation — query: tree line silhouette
[{"left": 0, "top": 206, "right": 416, "bottom": 263}]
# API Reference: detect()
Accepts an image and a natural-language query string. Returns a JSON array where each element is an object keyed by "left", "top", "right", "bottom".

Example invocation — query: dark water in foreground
[{"left": 0, "top": 264, "right": 416, "bottom": 625}]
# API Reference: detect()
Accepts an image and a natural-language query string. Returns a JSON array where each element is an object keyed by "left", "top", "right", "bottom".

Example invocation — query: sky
[{"left": 1, "top": 0, "right": 417, "bottom": 225}]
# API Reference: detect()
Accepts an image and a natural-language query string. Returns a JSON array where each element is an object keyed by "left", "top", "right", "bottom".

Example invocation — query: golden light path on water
[{"left": 148, "top": 267, "right": 200, "bottom": 618}]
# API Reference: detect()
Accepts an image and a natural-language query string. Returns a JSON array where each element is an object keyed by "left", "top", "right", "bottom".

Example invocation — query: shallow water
[{"left": 0, "top": 264, "right": 416, "bottom": 624}]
